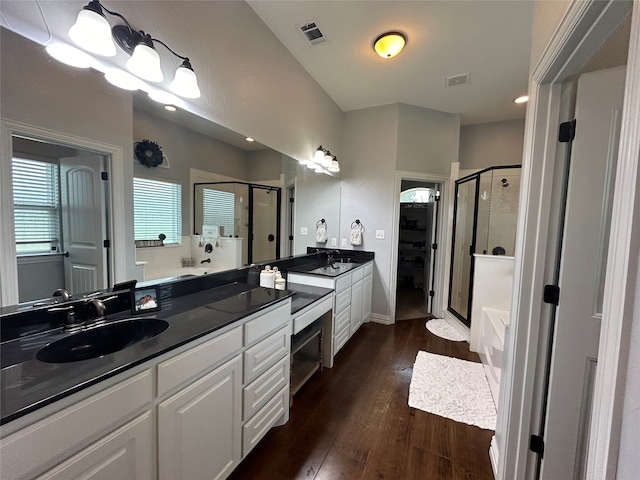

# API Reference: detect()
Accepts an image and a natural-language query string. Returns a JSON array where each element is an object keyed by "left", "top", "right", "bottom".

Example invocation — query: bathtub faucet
[{"left": 200, "top": 258, "right": 211, "bottom": 264}]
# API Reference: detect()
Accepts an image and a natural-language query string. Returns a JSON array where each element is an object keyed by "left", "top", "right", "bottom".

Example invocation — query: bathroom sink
[
  {"left": 36, "top": 318, "right": 169, "bottom": 363},
  {"left": 309, "top": 263, "right": 356, "bottom": 276}
]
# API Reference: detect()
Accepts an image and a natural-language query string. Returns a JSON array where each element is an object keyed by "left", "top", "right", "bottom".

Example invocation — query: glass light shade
[
  {"left": 314, "top": 165, "right": 324, "bottom": 173},
  {"left": 328, "top": 159, "right": 340, "bottom": 172},
  {"left": 374, "top": 32, "right": 406, "bottom": 58},
  {"left": 46, "top": 44, "right": 94, "bottom": 68},
  {"left": 169, "top": 65, "right": 201, "bottom": 98},
  {"left": 126, "top": 44, "right": 163, "bottom": 82},
  {"left": 321, "top": 153, "right": 332, "bottom": 168},
  {"left": 68, "top": 9, "right": 116, "bottom": 57},
  {"left": 313, "top": 147, "right": 325, "bottom": 164},
  {"left": 104, "top": 69, "right": 142, "bottom": 90}
]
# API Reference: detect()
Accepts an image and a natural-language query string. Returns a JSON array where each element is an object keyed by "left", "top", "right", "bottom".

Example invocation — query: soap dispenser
[{"left": 247, "top": 264, "right": 260, "bottom": 285}]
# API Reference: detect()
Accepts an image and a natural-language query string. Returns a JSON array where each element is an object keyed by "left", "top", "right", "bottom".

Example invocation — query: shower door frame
[
  {"left": 447, "top": 164, "right": 522, "bottom": 326},
  {"left": 193, "top": 181, "right": 282, "bottom": 265}
]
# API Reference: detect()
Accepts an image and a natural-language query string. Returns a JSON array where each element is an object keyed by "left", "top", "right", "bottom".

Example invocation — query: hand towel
[
  {"left": 316, "top": 223, "right": 328, "bottom": 243},
  {"left": 351, "top": 225, "right": 362, "bottom": 246}
]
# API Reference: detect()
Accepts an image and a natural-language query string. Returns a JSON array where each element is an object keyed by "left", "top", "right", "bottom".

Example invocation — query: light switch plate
[
  {"left": 375, "top": 230, "right": 385, "bottom": 239},
  {"left": 341, "top": 238, "right": 347, "bottom": 247},
  {"left": 331, "top": 238, "right": 337, "bottom": 246},
  {"left": 300, "top": 227, "right": 308, "bottom": 235}
]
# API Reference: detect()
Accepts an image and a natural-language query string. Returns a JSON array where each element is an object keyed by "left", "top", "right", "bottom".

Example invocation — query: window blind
[
  {"left": 202, "top": 189, "right": 235, "bottom": 237},
  {"left": 12, "top": 158, "right": 60, "bottom": 255},
  {"left": 133, "top": 177, "right": 182, "bottom": 244}
]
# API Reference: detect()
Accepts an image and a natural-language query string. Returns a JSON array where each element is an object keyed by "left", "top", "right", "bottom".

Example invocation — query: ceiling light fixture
[
  {"left": 373, "top": 31, "right": 406, "bottom": 59},
  {"left": 164, "top": 105, "right": 177, "bottom": 112},
  {"left": 246, "top": 137, "right": 255, "bottom": 142},
  {"left": 67, "top": 0, "right": 201, "bottom": 98},
  {"left": 514, "top": 95, "right": 529, "bottom": 104}
]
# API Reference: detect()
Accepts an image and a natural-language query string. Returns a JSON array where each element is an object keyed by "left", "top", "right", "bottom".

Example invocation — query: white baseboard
[
  {"left": 370, "top": 313, "right": 392, "bottom": 325},
  {"left": 489, "top": 435, "right": 499, "bottom": 479}
]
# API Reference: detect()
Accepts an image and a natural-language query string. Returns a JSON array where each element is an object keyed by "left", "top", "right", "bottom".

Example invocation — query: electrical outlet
[
  {"left": 331, "top": 238, "right": 337, "bottom": 247},
  {"left": 341, "top": 238, "right": 347, "bottom": 247},
  {"left": 300, "top": 227, "right": 308, "bottom": 235},
  {"left": 375, "top": 230, "right": 385, "bottom": 239}
]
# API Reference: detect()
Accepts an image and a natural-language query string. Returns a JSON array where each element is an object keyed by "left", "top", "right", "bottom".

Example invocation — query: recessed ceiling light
[
  {"left": 514, "top": 95, "right": 529, "bottom": 104},
  {"left": 246, "top": 137, "right": 255, "bottom": 142},
  {"left": 164, "top": 105, "right": 176, "bottom": 112},
  {"left": 373, "top": 32, "right": 406, "bottom": 59}
]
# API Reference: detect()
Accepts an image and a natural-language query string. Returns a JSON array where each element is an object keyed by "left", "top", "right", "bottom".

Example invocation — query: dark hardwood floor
[{"left": 229, "top": 318, "right": 494, "bottom": 480}]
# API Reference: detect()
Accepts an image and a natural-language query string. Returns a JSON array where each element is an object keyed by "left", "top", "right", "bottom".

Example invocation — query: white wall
[{"left": 459, "top": 119, "right": 526, "bottom": 170}]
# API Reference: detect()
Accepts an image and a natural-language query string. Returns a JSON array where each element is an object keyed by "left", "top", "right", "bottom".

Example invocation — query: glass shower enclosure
[
  {"left": 448, "top": 166, "right": 521, "bottom": 326},
  {"left": 194, "top": 182, "right": 281, "bottom": 265}
]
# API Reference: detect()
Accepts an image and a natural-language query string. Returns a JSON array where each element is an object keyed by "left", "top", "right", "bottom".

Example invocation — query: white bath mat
[
  {"left": 408, "top": 351, "right": 497, "bottom": 430},
  {"left": 426, "top": 318, "right": 466, "bottom": 342}
]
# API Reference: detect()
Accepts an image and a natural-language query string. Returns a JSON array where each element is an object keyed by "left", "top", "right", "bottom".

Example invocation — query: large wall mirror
[{"left": 0, "top": 27, "right": 341, "bottom": 305}]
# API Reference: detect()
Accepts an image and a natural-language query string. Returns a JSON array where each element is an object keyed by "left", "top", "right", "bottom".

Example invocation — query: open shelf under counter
[{"left": 290, "top": 319, "right": 323, "bottom": 404}]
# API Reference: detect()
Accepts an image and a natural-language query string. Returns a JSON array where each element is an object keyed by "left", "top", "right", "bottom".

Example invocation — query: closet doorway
[{"left": 395, "top": 180, "right": 440, "bottom": 321}]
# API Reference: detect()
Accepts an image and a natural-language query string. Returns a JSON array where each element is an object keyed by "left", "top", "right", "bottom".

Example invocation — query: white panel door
[
  {"left": 541, "top": 66, "right": 625, "bottom": 479},
  {"left": 60, "top": 154, "right": 107, "bottom": 294}
]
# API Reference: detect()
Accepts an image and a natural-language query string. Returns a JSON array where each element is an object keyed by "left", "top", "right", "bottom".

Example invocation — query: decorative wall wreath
[{"left": 134, "top": 139, "right": 164, "bottom": 168}]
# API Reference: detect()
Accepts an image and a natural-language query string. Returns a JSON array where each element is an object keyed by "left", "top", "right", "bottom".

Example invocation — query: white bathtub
[
  {"left": 143, "top": 266, "right": 224, "bottom": 281},
  {"left": 479, "top": 307, "right": 510, "bottom": 409}
]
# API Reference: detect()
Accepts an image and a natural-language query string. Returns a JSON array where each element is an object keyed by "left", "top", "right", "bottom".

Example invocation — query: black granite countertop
[
  {"left": 289, "top": 283, "right": 333, "bottom": 314},
  {"left": 288, "top": 259, "right": 373, "bottom": 278},
  {"left": 0, "top": 283, "right": 294, "bottom": 425}
]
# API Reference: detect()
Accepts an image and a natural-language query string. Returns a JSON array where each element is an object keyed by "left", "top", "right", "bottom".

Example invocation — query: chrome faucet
[{"left": 52, "top": 288, "right": 72, "bottom": 302}]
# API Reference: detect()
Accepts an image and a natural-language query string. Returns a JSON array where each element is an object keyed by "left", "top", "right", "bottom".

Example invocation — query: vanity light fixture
[
  {"left": 68, "top": 0, "right": 201, "bottom": 98},
  {"left": 310, "top": 146, "right": 340, "bottom": 174},
  {"left": 328, "top": 156, "right": 340, "bottom": 173},
  {"left": 514, "top": 95, "right": 529, "bottom": 104},
  {"left": 373, "top": 31, "right": 406, "bottom": 59}
]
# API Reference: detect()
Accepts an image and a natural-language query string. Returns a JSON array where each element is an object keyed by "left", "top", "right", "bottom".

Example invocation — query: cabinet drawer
[
  {"left": 335, "top": 273, "right": 352, "bottom": 293},
  {"left": 1, "top": 371, "right": 152, "bottom": 480},
  {"left": 334, "top": 305, "right": 351, "bottom": 332},
  {"left": 244, "top": 325, "right": 290, "bottom": 384},
  {"left": 335, "top": 288, "right": 351, "bottom": 314},
  {"left": 243, "top": 356, "right": 289, "bottom": 421},
  {"left": 244, "top": 302, "right": 290, "bottom": 346},
  {"left": 334, "top": 324, "right": 351, "bottom": 354},
  {"left": 351, "top": 266, "right": 364, "bottom": 282},
  {"left": 157, "top": 325, "right": 242, "bottom": 397},
  {"left": 36, "top": 412, "right": 153, "bottom": 480},
  {"left": 242, "top": 386, "right": 288, "bottom": 458},
  {"left": 364, "top": 261, "right": 374, "bottom": 276},
  {"left": 293, "top": 295, "right": 332, "bottom": 335}
]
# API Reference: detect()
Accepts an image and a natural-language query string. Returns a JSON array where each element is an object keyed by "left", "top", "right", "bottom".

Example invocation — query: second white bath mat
[
  {"left": 425, "top": 318, "right": 466, "bottom": 342},
  {"left": 408, "top": 351, "right": 496, "bottom": 430}
]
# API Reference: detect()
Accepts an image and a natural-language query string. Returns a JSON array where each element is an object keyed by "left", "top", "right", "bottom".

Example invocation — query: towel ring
[
  {"left": 316, "top": 219, "right": 326, "bottom": 227},
  {"left": 351, "top": 219, "right": 364, "bottom": 231}
]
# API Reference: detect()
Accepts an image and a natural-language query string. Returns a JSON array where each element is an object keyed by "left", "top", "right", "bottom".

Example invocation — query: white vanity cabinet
[
  {"left": 1, "top": 298, "right": 293, "bottom": 480},
  {"left": 156, "top": 325, "right": 243, "bottom": 480},
  {"left": 0, "top": 370, "right": 154, "bottom": 480},
  {"left": 288, "top": 261, "right": 374, "bottom": 365}
]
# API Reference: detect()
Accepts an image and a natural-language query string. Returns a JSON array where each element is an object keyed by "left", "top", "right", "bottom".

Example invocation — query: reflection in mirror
[
  {"left": 194, "top": 182, "right": 281, "bottom": 265},
  {"left": 1, "top": 28, "right": 342, "bottom": 300},
  {"left": 11, "top": 136, "right": 111, "bottom": 303}
]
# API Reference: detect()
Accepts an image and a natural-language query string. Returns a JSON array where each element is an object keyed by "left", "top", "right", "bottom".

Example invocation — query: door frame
[
  {"left": 0, "top": 120, "right": 125, "bottom": 306},
  {"left": 390, "top": 170, "right": 449, "bottom": 324},
  {"left": 498, "top": 1, "right": 639, "bottom": 478}
]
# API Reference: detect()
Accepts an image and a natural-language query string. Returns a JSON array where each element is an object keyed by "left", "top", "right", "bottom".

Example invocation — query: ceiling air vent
[
  {"left": 299, "top": 20, "right": 326, "bottom": 45},
  {"left": 445, "top": 73, "right": 470, "bottom": 88}
]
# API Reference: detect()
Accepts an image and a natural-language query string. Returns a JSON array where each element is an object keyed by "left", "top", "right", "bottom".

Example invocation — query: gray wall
[
  {"left": 247, "top": 149, "right": 283, "bottom": 182},
  {"left": 459, "top": 119, "right": 526, "bottom": 170}
]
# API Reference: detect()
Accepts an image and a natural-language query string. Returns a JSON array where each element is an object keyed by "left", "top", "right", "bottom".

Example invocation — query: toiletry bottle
[
  {"left": 260, "top": 265, "right": 275, "bottom": 288},
  {"left": 247, "top": 264, "right": 260, "bottom": 285},
  {"left": 275, "top": 276, "right": 286, "bottom": 290}
]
